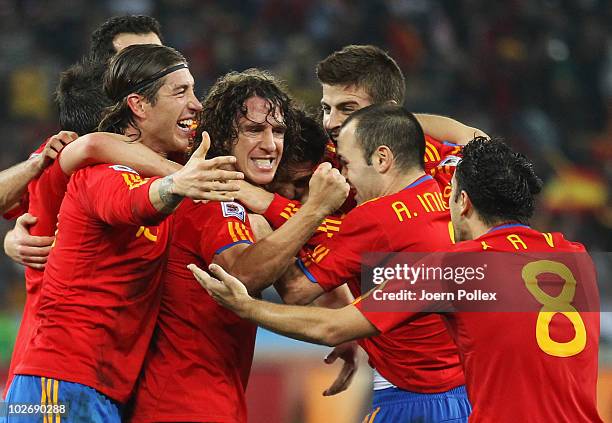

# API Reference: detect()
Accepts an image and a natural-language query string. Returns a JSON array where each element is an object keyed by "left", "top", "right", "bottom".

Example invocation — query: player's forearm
[
  {"left": 229, "top": 202, "right": 328, "bottom": 293},
  {"left": 0, "top": 159, "right": 41, "bottom": 214},
  {"left": 312, "top": 284, "right": 354, "bottom": 308},
  {"left": 60, "top": 134, "right": 182, "bottom": 176},
  {"left": 148, "top": 176, "right": 184, "bottom": 214},
  {"left": 415, "top": 113, "right": 488, "bottom": 145},
  {"left": 238, "top": 298, "right": 349, "bottom": 346},
  {"left": 273, "top": 263, "right": 326, "bottom": 305}
]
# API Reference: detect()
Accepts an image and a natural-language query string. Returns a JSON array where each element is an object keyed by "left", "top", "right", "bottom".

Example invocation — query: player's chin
[
  {"left": 172, "top": 134, "right": 191, "bottom": 153},
  {"left": 247, "top": 171, "right": 275, "bottom": 186}
]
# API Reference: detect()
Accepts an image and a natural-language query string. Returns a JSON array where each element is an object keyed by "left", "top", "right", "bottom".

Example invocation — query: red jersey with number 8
[{"left": 357, "top": 224, "right": 602, "bottom": 422}]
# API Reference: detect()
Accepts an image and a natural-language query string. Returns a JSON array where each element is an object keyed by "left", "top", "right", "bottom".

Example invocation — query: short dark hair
[
  {"left": 196, "top": 68, "right": 298, "bottom": 159},
  {"left": 55, "top": 59, "right": 112, "bottom": 135},
  {"left": 89, "top": 15, "right": 162, "bottom": 63},
  {"left": 316, "top": 45, "right": 406, "bottom": 104},
  {"left": 286, "top": 109, "right": 328, "bottom": 165},
  {"left": 98, "top": 44, "right": 186, "bottom": 135},
  {"left": 342, "top": 103, "right": 424, "bottom": 170},
  {"left": 454, "top": 137, "right": 543, "bottom": 225}
]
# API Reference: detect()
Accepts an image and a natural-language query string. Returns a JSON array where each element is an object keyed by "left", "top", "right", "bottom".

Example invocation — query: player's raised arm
[
  {"left": 0, "top": 131, "right": 77, "bottom": 214},
  {"left": 212, "top": 162, "right": 349, "bottom": 294},
  {"left": 414, "top": 113, "right": 488, "bottom": 145},
  {"left": 59, "top": 132, "right": 183, "bottom": 177},
  {"left": 189, "top": 263, "right": 378, "bottom": 346}
]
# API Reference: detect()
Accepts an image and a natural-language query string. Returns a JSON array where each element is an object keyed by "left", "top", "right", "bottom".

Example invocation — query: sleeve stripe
[
  {"left": 425, "top": 141, "right": 441, "bottom": 161},
  {"left": 280, "top": 211, "right": 292, "bottom": 220},
  {"left": 233, "top": 222, "right": 248, "bottom": 241},
  {"left": 243, "top": 226, "right": 255, "bottom": 242},
  {"left": 296, "top": 258, "right": 318, "bottom": 283},
  {"left": 215, "top": 240, "right": 252, "bottom": 256},
  {"left": 228, "top": 221, "right": 239, "bottom": 242}
]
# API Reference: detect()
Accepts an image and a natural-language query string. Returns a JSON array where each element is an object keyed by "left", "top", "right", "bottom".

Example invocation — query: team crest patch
[
  {"left": 221, "top": 202, "right": 246, "bottom": 222},
  {"left": 109, "top": 164, "right": 139, "bottom": 174},
  {"left": 439, "top": 155, "right": 461, "bottom": 167}
]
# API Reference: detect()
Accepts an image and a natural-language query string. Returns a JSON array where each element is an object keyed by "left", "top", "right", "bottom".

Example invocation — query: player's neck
[
  {"left": 124, "top": 126, "right": 168, "bottom": 158},
  {"left": 381, "top": 169, "right": 427, "bottom": 197}
]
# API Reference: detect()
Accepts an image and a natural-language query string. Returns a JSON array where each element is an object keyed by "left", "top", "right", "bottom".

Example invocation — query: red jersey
[
  {"left": 130, "top": 200, "right": 257, "bottom": 423},
  {"left": 299, "top": 175, "right": 465, "bottom": 393},
  {"left": 357, "top": 225, "right": 602, "bottom": 422},
  {"left": 4, "top": 156, "right": 69, "bottom": 395},
  {"left": 15, "top": 164, "right": 172, "bottom": 403}
]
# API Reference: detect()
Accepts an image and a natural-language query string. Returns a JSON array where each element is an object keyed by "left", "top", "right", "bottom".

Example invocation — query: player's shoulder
[
  {"left": 424, "top": 135, "right": 463, "bottom": 161},
  {"left": 183, "top": 200, "right": 248, "bottom": 222}
]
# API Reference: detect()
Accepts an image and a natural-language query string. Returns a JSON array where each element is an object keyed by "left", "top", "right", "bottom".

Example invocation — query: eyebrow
[
  {"left": 321, "top": 100, "right": 361, "bottom": 109},
  {"left": 171, "top": 83, "right": 193, "bottom": 92}
]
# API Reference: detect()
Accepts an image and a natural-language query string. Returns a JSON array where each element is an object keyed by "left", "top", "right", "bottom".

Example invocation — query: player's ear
[
  {"left": 373, "top": 146, "right": 393, "bottom": 173},
  {"left": 459, "top": 190, "right": 472, "bottom": 217},
  {"left": 126, "top": 94, "right": 147, "bottom": 119}
]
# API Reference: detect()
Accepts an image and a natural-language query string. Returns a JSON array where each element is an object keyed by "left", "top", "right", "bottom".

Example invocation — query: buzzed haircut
[
  {"left": 316, "top": 45, "right": 406, "bottom": 104},
  {"left": 454, "top": 137, "right": 544, "bottom": 225},
  {"left": 89, "top": 15, "right": 162, "bottom": 63},
  {"left": 56, "top": 59, "right": 112, "bottom": 135},
  {"left": 342, "top": 103, "right": 424, "bottom": 170}
]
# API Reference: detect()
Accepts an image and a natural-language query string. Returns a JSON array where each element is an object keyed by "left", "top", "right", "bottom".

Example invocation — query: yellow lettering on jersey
[
  {"left": 419, "top": 192, "right": 445, "bottom": 213},
  {"left": 481, "top": 241, "right": 491, "bottom": 250},
  {"left": 448, "top": 221, "right": 455, "bottom": 244},
  {"left": 391, "top": 201, "right": 412, "bottom": 222},
  {"left": 136, "top": 226, "right": 157, "bottom": 242},
  {"left": 522, "top": 260, "right": 586, "bottom": 357},
  {"left": 543, "top": 232, "right": 555, "bottom": 248},
  {"left": 443, "top": 185, "right": 452, "bottom": 201},
  {"left": 417, "top": 195, "right": 430, "bottom": 213},
  {"left": 435, "top": 192, "right": 449, "bottom": 210},
  {"left": 507, "top": 234, "right": 527, "bottom": 250}
]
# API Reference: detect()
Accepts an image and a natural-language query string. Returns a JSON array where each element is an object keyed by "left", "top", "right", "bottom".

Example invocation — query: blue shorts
[
  {"left": 363, "top": 385, "right": 471, "bottom": 423},
  {"left": 1, "top": 375, "right": 121, "bottom": 423}
]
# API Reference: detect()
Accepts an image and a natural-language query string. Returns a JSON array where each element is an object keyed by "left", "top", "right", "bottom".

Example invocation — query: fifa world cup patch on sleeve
[
  {"left": 109, "top": 164, "right": 139, "bottom": 174},
  {"left": 222, "top": 201, "right": 246, "bottom": 222},
  {"left": 439, "top": 155, "right": 461, "bottom": 167}
]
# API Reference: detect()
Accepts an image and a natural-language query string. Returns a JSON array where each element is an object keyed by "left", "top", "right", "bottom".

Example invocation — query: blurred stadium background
[{"left": 0, "top": 0, "right": 610, "bottom": 421}]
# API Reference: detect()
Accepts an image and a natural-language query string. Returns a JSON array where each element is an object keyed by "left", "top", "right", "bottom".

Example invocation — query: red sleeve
[
  {"left": 3, "top": 201, "right": 27, "bottom": 220},
  {"left": 353, "top": 291, "right": 420, "bottom": 333},
  {"left": 298, "top": 206, "right": 388, "bottom": 292},
  {"left": 198, "top": 201, "right": 255, "bottom": 263},
  {"left": 77, "top": 164, "right": 167, "bottom": 226},
  {"left": 424, "top": 135, "right": 463, "bottom": 202},
  {"left": 262, "top": 193, "right": 300, "bottom": 229}
]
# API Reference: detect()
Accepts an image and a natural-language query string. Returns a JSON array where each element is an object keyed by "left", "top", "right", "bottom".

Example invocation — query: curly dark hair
[
  {"left": 89, "top": 15, "right": 163, "bottom": 63},
  {"left": 454, "top": 137, "right": 543, "bottom": 225},
  {"left": 195, "top": 68, "right": 299, "bottom": 159}
]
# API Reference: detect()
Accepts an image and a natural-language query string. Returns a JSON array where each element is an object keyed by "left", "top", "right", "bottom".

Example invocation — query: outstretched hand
[
  {"left": 188, "top": 262, "right": 252, "bottom": 315},
  {"left": 171, "top": 132, "right": 244, "bottom": 202}
]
